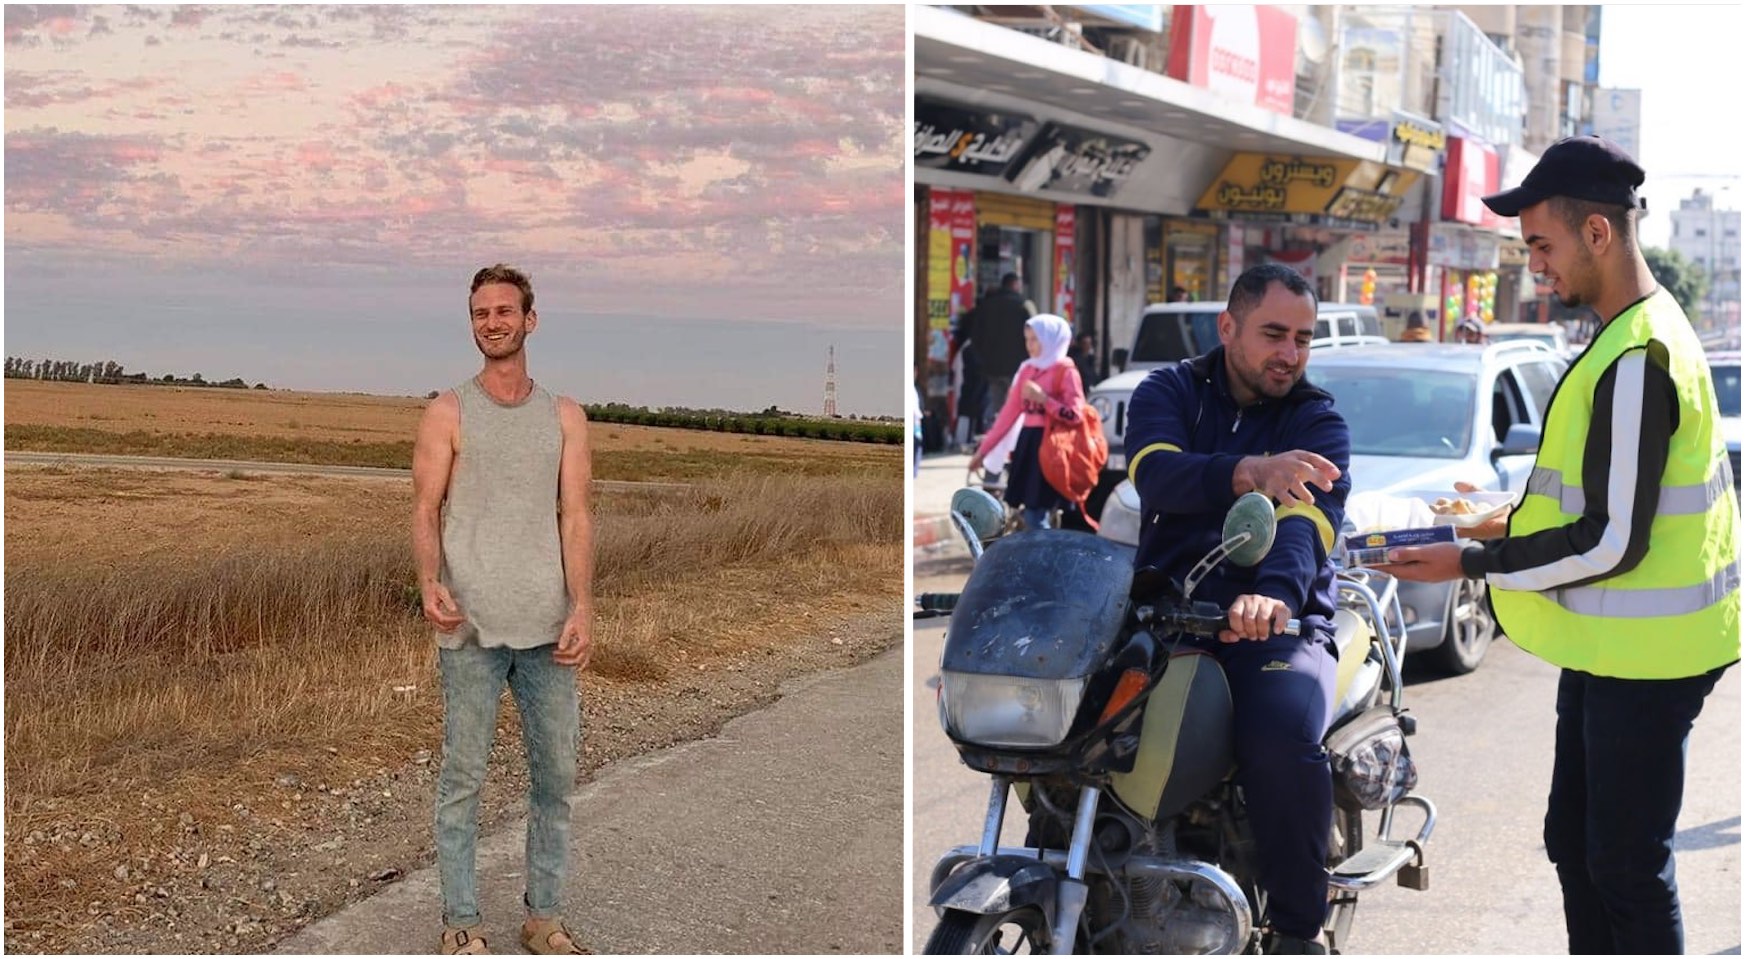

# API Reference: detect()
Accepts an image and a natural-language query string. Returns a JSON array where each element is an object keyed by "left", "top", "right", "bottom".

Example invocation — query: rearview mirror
[
  {"left": 1494, "top": 423, "right": 1542, "bottom": 460},
  {"left": 1223, "top": 491, "right": 1277, "bottom": 567},
  {"left": 950, "top": 486, "right": 1007, "bottom": 548},
  {"left": 1112, "top": 347, "right": 1130, "bottom": 373}
]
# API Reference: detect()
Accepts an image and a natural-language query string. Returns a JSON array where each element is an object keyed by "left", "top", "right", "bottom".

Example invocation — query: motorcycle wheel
[
  {"left": 924, "top": 908, "right": 1051, "bottom": 955},
  {"left": 1430, "top": 576, "right": 1494, "bottom": 675}
]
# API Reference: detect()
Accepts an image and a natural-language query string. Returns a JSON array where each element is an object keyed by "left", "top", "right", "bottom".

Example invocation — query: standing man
[
  {"left": 967, "top": 272, "right": 1035, "bottom": 418},
  {"left": 1124, "top": 264, "right": 1350, "bottom": 953},
  {"left": 412, "top": 264, "right": 596, "bottom": 956},
  {"left": 1070, "top": 331, "right": 1102, "bottom": 388},
  {"left": 1382, "top": 136, "right": 1739, "bottom": 954}
]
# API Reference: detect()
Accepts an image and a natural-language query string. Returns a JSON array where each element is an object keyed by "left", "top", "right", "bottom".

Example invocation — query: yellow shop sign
[{"left": 1198, "top": 154, "right": 1418, "bottom": 224}]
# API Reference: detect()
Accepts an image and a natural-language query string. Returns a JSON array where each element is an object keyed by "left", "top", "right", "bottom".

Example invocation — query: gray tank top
[{"left": 438, "top": 376, "right": 570, "bottom": 650}]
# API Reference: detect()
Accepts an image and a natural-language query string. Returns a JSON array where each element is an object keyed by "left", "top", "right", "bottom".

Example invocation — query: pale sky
[
  {"left": 1596, "top": 4, "right": 1743, "bottom": 250},
  {"left": 3, "top": 5, "right": 905, "bottom": 415}
]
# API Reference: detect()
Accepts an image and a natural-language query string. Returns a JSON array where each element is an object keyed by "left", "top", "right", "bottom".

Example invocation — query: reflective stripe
[
  {"left": 1526, "top": 463, "right": 1730, "bottom": 516},
  {"left": 1547, "top": 563, "right": 1741, "bottom": 618},
  {"left": 1276, "top": 501, "right": 1335, "bottom": 554},
  {"left": 1127, "top": 442, "right": 1182, "bottom": 486}
]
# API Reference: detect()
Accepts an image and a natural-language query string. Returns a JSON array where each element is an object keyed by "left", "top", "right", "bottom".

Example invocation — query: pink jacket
[{"left": 976, "top": 360, "right": 1085, "bottom": 458}]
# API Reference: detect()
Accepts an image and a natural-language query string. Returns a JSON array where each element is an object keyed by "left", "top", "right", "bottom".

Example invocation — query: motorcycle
[{"left": 917, "top": 486, "right": 1436, "bottom": 954}]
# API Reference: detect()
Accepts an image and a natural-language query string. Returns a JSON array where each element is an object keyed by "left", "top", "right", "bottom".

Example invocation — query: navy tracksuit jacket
[{"left": 1124, "top": 347, "right": 1353, "bottom": 940}]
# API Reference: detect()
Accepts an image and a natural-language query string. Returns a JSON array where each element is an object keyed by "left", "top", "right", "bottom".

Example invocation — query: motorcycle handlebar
[
  {"left": 1148, "top": 603, "right": 1301, "bottom": 639},
  {"left": 914, "top": 592, "right": 960, "bottom": 620}
]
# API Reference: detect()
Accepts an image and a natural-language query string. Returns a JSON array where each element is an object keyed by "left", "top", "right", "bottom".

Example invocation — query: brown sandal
[
  {"left": 440, "top": 926, "right": 490, "bottom": 955},
  {"left": 520, "top": 918, "right": 591, "bottom": 955}
]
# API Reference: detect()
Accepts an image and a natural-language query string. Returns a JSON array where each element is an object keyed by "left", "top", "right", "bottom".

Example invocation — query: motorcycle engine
[
  {"left": 1098, "top": 818, "right": 1245, "bottom": 954},
  {"left": 1119, "top": 875, "right": 1242, "bottom": 954}
]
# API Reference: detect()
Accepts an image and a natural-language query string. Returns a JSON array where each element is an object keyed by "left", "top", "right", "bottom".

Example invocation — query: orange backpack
[{"left": 1038, "top": 364, "right": 1110, "bottom": 528}]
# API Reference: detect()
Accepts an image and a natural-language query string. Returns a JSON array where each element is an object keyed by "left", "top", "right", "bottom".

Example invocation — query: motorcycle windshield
[{"left": 942, "top": 530, "right": 1133, "bottom": 681}]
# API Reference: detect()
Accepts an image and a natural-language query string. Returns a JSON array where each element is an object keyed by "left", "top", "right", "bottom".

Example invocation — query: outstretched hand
[
  {"left": 1452, "top": 481, "right": 1511, "bottom": 540},
  {"left": 1238, "top": 450, "right": 1341, "bottom": 507},
  {"left": 1372, "top": 541, "right": 1467, "bottom": 583}
]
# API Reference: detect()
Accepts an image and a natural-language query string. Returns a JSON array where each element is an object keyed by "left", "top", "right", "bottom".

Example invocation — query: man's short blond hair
[{"left": 470, "top": 264, "right": 534, "bottom": 314}]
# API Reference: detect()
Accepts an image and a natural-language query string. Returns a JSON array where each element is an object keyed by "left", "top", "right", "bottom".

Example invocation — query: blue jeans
[
  {"left": 1020, "top": 505, "right": 1053, "bottom": 530},
  {"left": 1544, "top": 664, "right": 1729, "bottom": 954},
  {"left": 1213, "top": 634, "right": 1337, "bottom": 940},
  {"left": 436, "top": 643, "right": 580, "bottom": 927}
]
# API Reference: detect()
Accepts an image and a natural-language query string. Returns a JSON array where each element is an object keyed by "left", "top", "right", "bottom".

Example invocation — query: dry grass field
[
  {"left": 3, "top": 382, "right": 903, "bottom": 953},
  {"left": 4, "top": 380, "right": 895, "bottom": 479}
]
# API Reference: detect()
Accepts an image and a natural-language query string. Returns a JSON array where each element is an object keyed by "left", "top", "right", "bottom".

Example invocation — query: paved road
[
  {"left": 279, "top": 647, "right": 902, "bottom": 955},
  {"left": 3, "top": 451, "right": 690, "bottom": 493},
  {"left": 912, "top": 569, "right": 1742, "bottom": 955}
]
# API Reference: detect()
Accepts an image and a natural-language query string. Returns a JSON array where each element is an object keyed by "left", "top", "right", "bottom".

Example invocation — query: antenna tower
[{"left": 823, "top": 346, "right": 838, "bottom": 418}]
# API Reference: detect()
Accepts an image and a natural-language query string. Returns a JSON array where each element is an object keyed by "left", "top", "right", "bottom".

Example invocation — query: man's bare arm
[
  {"left": 412, "top": 392, "right": 465, "bottom": 631},
  {"left": 554, "top": 398, "right": 595, "bottom": 666}
]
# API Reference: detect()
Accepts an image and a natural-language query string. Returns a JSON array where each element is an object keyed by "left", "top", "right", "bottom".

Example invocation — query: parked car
[
  {"left": 1708, "top": 350, "right": 1739, "bottom": 493},
  {"left": 1483, "top": 321, "right": 1572, "bottom": 358},
  {"left": 1099, "top": 339, "right": 1566, "bottom": 673}
]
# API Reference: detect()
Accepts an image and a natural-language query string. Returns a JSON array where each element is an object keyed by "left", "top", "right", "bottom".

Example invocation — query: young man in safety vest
[{"left": 1381, "top": 136, "right": 1739, "bottom": 954}]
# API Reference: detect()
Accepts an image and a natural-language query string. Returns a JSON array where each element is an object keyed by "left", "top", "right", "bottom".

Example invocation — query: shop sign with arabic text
[
  {"left": 1005, "top": 122, "right": 1151, "bottom": 198},
  {"left": 914, "top": 98, "right": 1039, "bottom": 177},
  {"left": 1197, "top": 153, "right": 1417, "bottom": 225}
]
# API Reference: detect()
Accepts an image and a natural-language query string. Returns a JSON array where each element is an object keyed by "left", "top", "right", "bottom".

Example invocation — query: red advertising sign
[
  {"left": 1054, "top": 205, "right": 1077, "bottom": 325},
  {"left": 1441, "top": 136, "right": 1502, "bottom": 228},
  {"left": 1166, "top": 6, "right": 1298, "bottom": 116},
  {"left": 926, "top": 188, "right": 979, "bottom": 333}
]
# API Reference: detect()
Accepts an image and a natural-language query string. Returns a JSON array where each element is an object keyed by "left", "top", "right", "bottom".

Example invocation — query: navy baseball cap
[{"left": 1482, "top": 135, "right": 1647, "bottom": 217}]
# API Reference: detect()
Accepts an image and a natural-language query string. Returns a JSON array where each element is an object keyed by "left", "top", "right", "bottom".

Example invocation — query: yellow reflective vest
[{"left": 1491, "top": 289, "right": 1739, "bottom": 679}]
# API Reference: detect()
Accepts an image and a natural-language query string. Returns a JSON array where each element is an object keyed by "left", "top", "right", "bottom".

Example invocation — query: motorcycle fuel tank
[{"left": 942, "top": 530, "right": 1133, "bottom": 682}]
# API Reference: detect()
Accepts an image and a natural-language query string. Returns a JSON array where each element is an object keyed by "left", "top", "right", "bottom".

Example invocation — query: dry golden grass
[
  {"left": 4, "top": 380, "right": 898, "bottom": 479},
  {"left": 4, "top": 472, "right": 901, "bottom": 806}
]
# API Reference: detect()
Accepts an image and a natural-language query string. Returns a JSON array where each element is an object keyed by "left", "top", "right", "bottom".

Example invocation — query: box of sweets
[{"left": 1343, "top": 524, "right": 1457, "bottom": 568}]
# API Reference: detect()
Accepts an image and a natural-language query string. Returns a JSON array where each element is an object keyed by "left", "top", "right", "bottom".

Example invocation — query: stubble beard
[{"left": 475, "top": 329, "right": 526, "bottom": 360}]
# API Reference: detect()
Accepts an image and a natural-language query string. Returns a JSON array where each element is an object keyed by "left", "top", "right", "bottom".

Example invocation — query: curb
[{"left": 912, "top": 512, "right": 972, "bottom": 571}]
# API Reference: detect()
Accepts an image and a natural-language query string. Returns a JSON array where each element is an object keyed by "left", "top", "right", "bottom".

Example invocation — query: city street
[{"left": 912, "top": 567, "right": 1741, "bottom": 955}]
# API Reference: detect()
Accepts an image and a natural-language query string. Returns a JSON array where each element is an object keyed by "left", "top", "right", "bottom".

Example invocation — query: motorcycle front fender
[{"left": 929, "top": 854, "right": 1060, "bottom": 930}]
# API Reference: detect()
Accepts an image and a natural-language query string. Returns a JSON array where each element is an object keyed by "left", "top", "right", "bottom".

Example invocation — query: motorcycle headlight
[{"left": 939, "top": 670, "right": 1086, "bottom": 748}]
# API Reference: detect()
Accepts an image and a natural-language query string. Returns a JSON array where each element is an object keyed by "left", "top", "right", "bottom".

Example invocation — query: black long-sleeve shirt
[{"left": 1459, "top": 343, "right": 1678, "bottom": 589}]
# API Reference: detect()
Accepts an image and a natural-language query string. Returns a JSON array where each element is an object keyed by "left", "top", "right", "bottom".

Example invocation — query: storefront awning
[{"left": 914, "top": 5, "right": 1389, "bottom": 164}]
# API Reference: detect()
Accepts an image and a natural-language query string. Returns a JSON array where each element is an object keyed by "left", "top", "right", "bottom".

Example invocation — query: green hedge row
[{"left": 583, "top": 406, "right": 901, "bottom": 444}]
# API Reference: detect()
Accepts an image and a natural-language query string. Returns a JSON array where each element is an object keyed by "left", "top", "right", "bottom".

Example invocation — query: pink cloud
[
  {"left": 349, "top": 82, "right": 412, "bottom": 111},
  {"left": 702, "top": 86, "right": 776, "bottom": 106},
  {"left": 243, "top": 70, "right": 307, "bottom": 94},
  {"left": 296, "top": 141, "right": 336, "bottom": 172}
]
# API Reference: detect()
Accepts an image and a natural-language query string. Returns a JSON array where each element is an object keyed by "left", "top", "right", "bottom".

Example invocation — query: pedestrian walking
[
  {"left": 1380, "top": 136, "right": 1739, "bottom": 955},
  {"left": 967, "top": 314, "right": 1082, "bottom": 530},
  {"left": 412, "top": 264, "right": 596, "bottom": 955}
]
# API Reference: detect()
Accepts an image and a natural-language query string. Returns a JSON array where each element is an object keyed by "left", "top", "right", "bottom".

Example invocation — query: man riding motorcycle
[{"left": 1123, "top": 264, "right": 1352, "bottom": 954}]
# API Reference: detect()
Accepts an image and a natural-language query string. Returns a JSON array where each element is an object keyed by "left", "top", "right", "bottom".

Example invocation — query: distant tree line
[
  {"left": 583, "top": 402, "right": 901, "bottom": 444},
  {"left": 3, "top": 357, "right": 266, "bottom": 390}
]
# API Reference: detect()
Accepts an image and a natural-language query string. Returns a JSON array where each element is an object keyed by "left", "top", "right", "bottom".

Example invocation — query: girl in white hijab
[{"left": 969, "top": 314, "right": 1086, "bottom": 530}]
